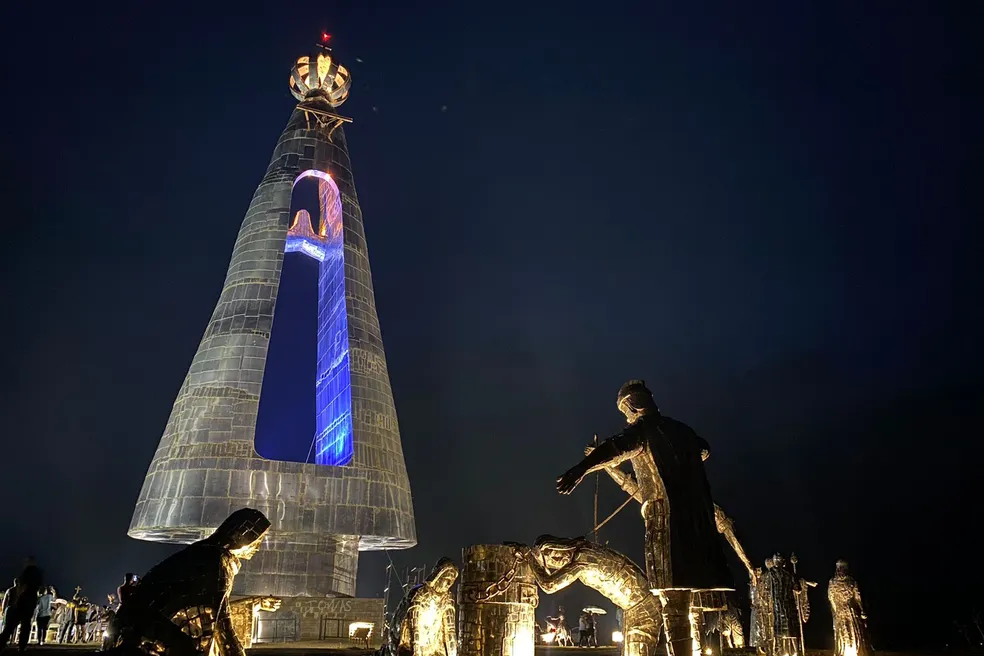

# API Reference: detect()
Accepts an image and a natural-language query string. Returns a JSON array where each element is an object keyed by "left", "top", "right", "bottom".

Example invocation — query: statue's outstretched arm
[
  {"left": 585, "top": 446, "right": 644, "bottom": 502},
  {"left": 713, "top": 504, "right": 754, "bottom": 579},
  {"left": 605, "top": 467, "right": 643, "bottom": 501},
  {"left": 528, "top": 554, "right": 585, "bottom": 594},
  {"left": 558, "top": 428, "right": 645, "bottom": 494}
]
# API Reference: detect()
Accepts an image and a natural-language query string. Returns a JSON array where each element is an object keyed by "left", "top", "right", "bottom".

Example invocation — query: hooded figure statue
[
  {"left": 111, "top": 508, "right": 271, "bottom": 656},
  {"left": 391, "top": 558, "right": 459, "bottom": 656}
]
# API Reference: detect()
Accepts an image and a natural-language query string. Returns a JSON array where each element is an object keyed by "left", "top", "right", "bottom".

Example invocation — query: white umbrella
[{"left": 582, "top": 607, "right": 607, "bottom": 615}]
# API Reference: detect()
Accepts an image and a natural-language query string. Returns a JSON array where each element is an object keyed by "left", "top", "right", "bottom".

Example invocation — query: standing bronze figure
[
  {"left": 828, "top": 560, "right": 872, "bottom": 656},
  {"left": 110, "top": 508, "right": 271, "bottom": 656},
  {"left": 556, "top": 380, "right": 732, "bottom": 656},
  {"left": 760, "top": 555, "right": 800, "bottom": 656},
  {"left": 391, "top": 558, "right": 459, "bottom": 656}
]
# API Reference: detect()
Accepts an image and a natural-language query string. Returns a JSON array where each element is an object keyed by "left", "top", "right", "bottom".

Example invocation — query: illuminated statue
[
  {"left": 704, "top": 606, "right": 744, "bottom": 650},
  {"left": 227, "top": 597, "right": 282, "bottom": 649},
  {"left": 559, "top": 379, "right": 732, "bottom": 656},
  {"left": 110, "top": 508, "right": 270, "bottom": 656},
  {"left": 749, "top": 567, "right": 763, "bottom": 649},
  {"left": 759, "top": 555, "right": 800, "bottom": 656},
  {"left": 391, "top": 558, "right": 458, "bottom": 656},
  {"left": 827, "top": 561, "right": 872, "bottom": 656},
  {"left": 753, "top": 560, "right": 775, "bottom": 654},
  {"left": 789, "top": 554, "right": 816, "bottom": 656},
  {"left": 515, "top": 536, "right": 662, "bottom": 656}
]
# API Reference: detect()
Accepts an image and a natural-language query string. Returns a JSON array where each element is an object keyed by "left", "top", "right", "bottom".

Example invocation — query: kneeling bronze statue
[{"left": 108, "top": 508, "right": 271, "bottom": 656}]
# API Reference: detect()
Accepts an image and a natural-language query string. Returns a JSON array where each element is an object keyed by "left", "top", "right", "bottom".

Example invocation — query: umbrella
[{"left": 582, "top": 607, "right": 607, "bottom": 615}]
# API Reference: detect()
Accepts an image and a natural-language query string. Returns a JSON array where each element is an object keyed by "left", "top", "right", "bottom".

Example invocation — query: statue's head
[
  {"left": 207, "top": 508, "right": 271, "bottom": 561},
  {"left": 772, "top": 553, "right": 785, "bottom": 568},
  {"left": 764, "top": 558, "right": 774, "bottom": 569},
  {"left": 532, "top": 534, "right": 583, "bottom": 571},
  {"left": 617, "top": 380, "right": 658, "bottom": 424},
  {"left": 427, "top": 558, "right": 459, "bottom": 593},
  {"left": 754, "top": 567, "right": 763, "bottom": 577},
  {"left": 835, "top": 560, "right": 849, "bottom": 574}
]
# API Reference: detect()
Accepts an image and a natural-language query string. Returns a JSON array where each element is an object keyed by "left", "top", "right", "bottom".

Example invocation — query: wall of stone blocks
[
  {"left": 458, "top": 545, "right": 539, "bottom": 656},
  {"left": 270, "top": 596, "right": 386, "bottom": 645}
]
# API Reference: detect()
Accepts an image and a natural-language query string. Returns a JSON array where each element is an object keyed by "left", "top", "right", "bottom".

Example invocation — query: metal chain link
[{"left": 475, "top": 549, "right": 527, "bottom": 602}]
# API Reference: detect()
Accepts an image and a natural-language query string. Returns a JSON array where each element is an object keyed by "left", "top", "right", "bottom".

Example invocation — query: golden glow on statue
[
  {"left": 517, "top": 537, "right": 662, "bottom": 656},
  {"left": 828, "top": 561, "right": 871, "bottom": 656},
  {"left": 394, "top": 559, "right": 458, "bottom": 656},
  {"left": 511, "top": 626, "right": 535, "bottom": 656}
]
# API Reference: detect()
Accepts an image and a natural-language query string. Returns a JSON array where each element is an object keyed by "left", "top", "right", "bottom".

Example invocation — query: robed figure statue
[
  {"left": 110, "top": 508, "right": 271, "bottom": 656},
  {"left": 828, "top": 560, "right": 872, "bottom": 656},
  {"left": 556, "top": 380, "right": 732, "bottom": 656}
]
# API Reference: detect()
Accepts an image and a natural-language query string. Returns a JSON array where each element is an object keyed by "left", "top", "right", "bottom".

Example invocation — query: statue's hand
[
  {"left": 556, "top": 467, "right": 586, "bottom": 495},
  {"left": 700, "top": 448, "right": 710, "bottom": 462},
  {"left": 259, "top": 597, "right": 282, "bottom": 612},
  {"left": 584, "top": 445, "right": 595, "bottom": 456},
  {"left": 503, "top": 542, "right": 531, "bottom": 560}
]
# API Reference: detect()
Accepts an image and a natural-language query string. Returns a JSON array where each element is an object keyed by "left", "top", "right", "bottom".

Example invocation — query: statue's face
[
  {"left": 536, "top": 544, "right": 575, "bottom": 573},
  {"left": 431, "top": 565, "right": 459, "bottom": 593},
  {"left": 765, "top": 558, "right": 774, "bottom": 569},
  {"left": 618, "top": 399, "right": 644, "bottom": 424},
  {"left": 230, "top": 534, "right": 266, "bottom": 561}
]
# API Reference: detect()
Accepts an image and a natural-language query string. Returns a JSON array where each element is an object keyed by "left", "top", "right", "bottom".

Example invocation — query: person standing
[
  {"left": 1, "top": 580, "right": 16, "bottom": 634},
  {"left": 117, "top": 573, "right": 139, "bottom": 607},
  {"left": 35, "top": 587, "right": 54, "bottom": 645},
  {"left": 56, "top": 596, "right": 76, "bottom": 643},
  {"left": 0, "top": 557, "right": 44, "bottom": 651},
  {"left": 72, "top": 596, "right": 90, "bottom": 643}
]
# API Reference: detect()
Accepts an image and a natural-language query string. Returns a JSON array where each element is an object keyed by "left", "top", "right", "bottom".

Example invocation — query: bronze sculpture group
[{"left": 109, "top": 380, "right": 873, "bottom": 656}]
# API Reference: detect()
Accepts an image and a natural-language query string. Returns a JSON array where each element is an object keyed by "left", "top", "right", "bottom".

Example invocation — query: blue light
[{"left": 291, "top": 171, "right": 353, "bottom": 467}]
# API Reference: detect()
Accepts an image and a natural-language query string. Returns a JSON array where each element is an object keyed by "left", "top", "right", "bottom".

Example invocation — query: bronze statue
[
  {"left": 749, "top": 567, "right": 762, "bottom": 650},
  {"left": 704, "top": 605, "right": 744, "bottom": 650},
  {"left": 753, "top": 560, "right": 775, "bottom": 654},
  {"left": 391, "top": 558, "right": 458, "bottom": 656},
  {"left": 110, "top": 508, "right": 270, "bottom": 656},
  {"left": 556, "top": 380, "right": 732, "bottom": 656},
  {"left": 827, "top": 560, "right": 872, "bottom": 656},
  {"left": 759, "top": 554, "right": 800, "bottom": 656},
  {"left": 515, "top": 536, "right": 661, "bottom": 656}
]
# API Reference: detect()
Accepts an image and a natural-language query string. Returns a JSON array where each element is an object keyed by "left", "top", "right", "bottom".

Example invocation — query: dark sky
[{"left": 2, "top": 0, "right": 981, "bottom": 651}]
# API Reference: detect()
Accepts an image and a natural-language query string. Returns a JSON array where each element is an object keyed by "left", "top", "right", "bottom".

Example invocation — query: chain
[{"left": 474, "top": 550, "right": 527, "bottom": 602}]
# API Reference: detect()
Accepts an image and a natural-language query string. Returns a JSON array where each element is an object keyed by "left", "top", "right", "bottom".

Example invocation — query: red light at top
[{"left": 321, "top": 32, "right": 332, "bottom": 43}]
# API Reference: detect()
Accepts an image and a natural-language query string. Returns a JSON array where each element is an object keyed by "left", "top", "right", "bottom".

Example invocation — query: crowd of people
[{"left": 0, "top": 557, "right": 139, "bottom": 651}]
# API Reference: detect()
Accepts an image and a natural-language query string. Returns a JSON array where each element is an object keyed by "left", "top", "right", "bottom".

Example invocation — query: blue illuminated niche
[{"left": 287, "top": 170, "right": 353, "bottom": 467}]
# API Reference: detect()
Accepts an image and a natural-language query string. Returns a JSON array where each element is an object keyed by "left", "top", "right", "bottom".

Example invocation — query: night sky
[{"left": 2, "top": 1, "right": 980, "bottom": 651}]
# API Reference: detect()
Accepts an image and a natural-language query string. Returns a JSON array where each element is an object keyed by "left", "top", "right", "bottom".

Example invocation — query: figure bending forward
[
  {"left": 110, "top": 508, "right": 271, "bottom": 656},
  {"left": 517, "top": 536, "right": 662, "bottom": 656}
]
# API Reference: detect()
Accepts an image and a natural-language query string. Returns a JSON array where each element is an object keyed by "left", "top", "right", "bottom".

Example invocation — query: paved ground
[{"left": 0, "top": 645, "right": 931, "bottom": 656}]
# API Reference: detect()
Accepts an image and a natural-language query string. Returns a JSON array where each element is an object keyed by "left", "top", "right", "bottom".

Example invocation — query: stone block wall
[
  {"left": 458, "top": 545, "right": 539, "bottom": 656},
  {"left": 262, "top": 596, "right": 385, "bottom": 646}
]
